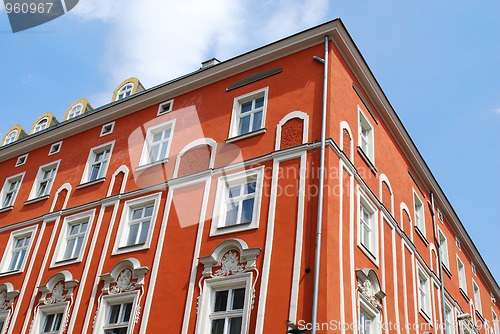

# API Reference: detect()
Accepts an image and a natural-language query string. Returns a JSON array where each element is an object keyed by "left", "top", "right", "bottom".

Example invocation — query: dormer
[
  {"left": 63, "top": 98, "right": 93, "bottom": 121},
  {"left": 111, "top": 77, "right": 145, "bottom": 102},
  {"left": 1, "top": 125, "right": 28, "bottom": 146},
  {"left": 31, "top": 113, "right": 59, "bottom": 134}
]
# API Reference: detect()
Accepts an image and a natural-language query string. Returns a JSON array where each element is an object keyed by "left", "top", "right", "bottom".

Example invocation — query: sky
[{"left": 0, "top": 1, "right": 498, "bottom": 282}]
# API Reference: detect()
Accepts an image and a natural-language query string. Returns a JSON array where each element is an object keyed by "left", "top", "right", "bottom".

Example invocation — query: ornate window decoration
[
  {"left": 356, "top": 268, "right": 386, "bottom": 312},
  {"left": 196, "top": 239, "right": 261, "bottom": 334},
  {"left": 0, "top": 283, "right": 20, "bottom": 334},
  {"left": 29, "top": 271, "right": 79, "bottom": 334},
  {"left": 93, "top": 258, "right": 149, "bottom": 334}
]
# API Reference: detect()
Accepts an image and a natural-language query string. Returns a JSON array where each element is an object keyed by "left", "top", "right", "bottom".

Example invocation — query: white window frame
[
  {"left": 493, "top": 310, "right": 499, "bottom": 334},
  {"left": 228, "top": 87, "right": 268, "bottom": 140},
  {"left": 457, "top": 256, "right": 467, "bottom": 294},
  {"left": 196, "top": 273, "right": 252, "bottom": 334},
  {"left": 34, "top": 118, "right": 49, "bottom": 133},
  {"left": 112, "top": 193, "right": 161, "bottom": 255},
  {"left": 157, "top": 99, "right": 174, "bottom": 116},
  {"left": 358, "top": 106, "right": 374, "bottom": 162},
  {"left": 92, "top": 291, "right": 139, "bottom": 334},
  {"left": 116, "top": 84, "right": 134, "bottom": 101},
  {"left": 438, "top": 228, "right": 450, "bottom": 269},
  {"left": 413, "top": 190, "right": 426, "bottom": 237},
  {"left": 31, "top": 302, "right": 69, "bottom": 334},
  {"left": 80, "top": 141, "right": 115, "bottom": 184},
  {"left": 100, "top": 122, "right": 115, "bottom": 137},
  {"left": 417, "top": 265, "right": 432, "bottom": 321},
  {"left": 49, "top": 142, "right": 62, "bottom": 156},
  {"left": 28, "top": 161, "right": 60, "bottom": 200},
  {"left": 67, "top": 103, "right": 83, "bottom": 120},
  {"left": 4, "top": 130, "right": 17, "bottom": 146},
  {"left": 51, "top": 210, "right": 95, "bottom": 267},
  {"left": 473, "top": 280, "right": 482, "bottom": 315},
  {"left": 358, "top": 295, "right": 381, "bottom": 334},
  {"left": 0, "top": 172, "right": 25, "bottom": 209},
  {"left": 210, "top": 167, "right": 264, "bottom": 236},
  {"left": 139, "top": 120, "right": 175, "bottom": 167},
  {"left": 0, "top": 225, "right": 37, "bottom": 274},
  {"left": 357, "top": 188, "right": 379, "bottom": 264},
  {"left": 444, "top": 299, "right": 454, "bottom": 334},
  {"left": 15, "top": 154, "right": 28, "bottom": 167}
]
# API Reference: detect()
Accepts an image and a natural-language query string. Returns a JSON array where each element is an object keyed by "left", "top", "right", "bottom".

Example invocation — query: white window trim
[
  {"left": 138, "top": 120, "right": 175, "bottom": 167},
  {"left": 228, "top": 87, "right": 269, "bottom": 140},
  {"left": 413, "top": 190, "right": 426, "bottom": 237},
  {"left": 473, "top": 280, "right": 482, "bottom": 315},
  {"left": 0, "top": 225, "right": 37, "bottom": 275},
  {"left": 357, "top": 187, "right": 379, "bottom": 265},
  {"left": 157, "top": 99, "right": 174, "bottom": 116},
  {"left": 358, "top": 295, "right": 381, "bottom": 334},
  {"left": 196, "top": 273, "right": 252, "bottom": 334},
  {"left": 4, "top": 130, "right": 18, "bottom": 146},
  {"left": 49, "top": 141, "right": 63, "bottom": 156},
  {"left": 358, "top": 106, "right": 375, "bottom": 162},
  {"left": 444, "top": 299, "right": 454, "bottom": 334},
  {"left": 116, "top": 84, "right": 134, "bottom": 101},
  {"left": 68, "top": 103, "right": 84, "bottom": 119},
  {"left": 31, "top": 301, "right": 69, "bottom": 334},
  {"left": 417, "top": 265, "right": 432, "bottom": 322},
  {"left": 492, "top": 309, "right": 499, "bottom": 334},
  {"left": 438, "top": 228, "right": 450, "bottom": 269},
  {"left": 112, "top": 193, "right": 162, "bottom": 255},
  {"left": 210, "top": 167, "right": 264, "bottom": 237},
  {"left": 15, "top": 154, "right": 28, "bottom": 167},
  {"left": 93, "top": 290, "right": 139, "bottom": 334},
  {"left": 28, "top": 160, "right": 60, "bottom": 201},
  {"left": 457, "top": 255, "right": 467, "bottom": 294},
  {"left": 34, "top": 117, "right": 49, "bottom": 133},
  {"left": 100, "top": 122, "right": 115, "bottom": 137},
  {"left": 80, "top": 141, "right": 115, "bottom": 185},
  {"left": 0, "top": 172, "right": 25, "bottom": 209},
  {"left": 50, "top": 210, "right": 95, "bottom": 268}
]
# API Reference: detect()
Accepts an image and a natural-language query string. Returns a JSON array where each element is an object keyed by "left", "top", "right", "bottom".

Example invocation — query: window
[
  {"left": 358, "top": 107, "right": 374, "bottom": 161},
  {"left": 457, "top": 256, "right": 467, "bottom": 293},
  {"left": 358, "top": 296, "right": 380, "bottom": 334},
  {"left": 418, "top": 267, "right": 431, "bottom": 320},
  {"left": 33, "top": 303, "right": 69, "bottom": 334},
  {"left": 49, "top": 142, "right": 62, "bottom": 155},
  {"left": 113, "top": 193, "right": 160, "bottom": 254},
  {"left": 438, "top": 208, "right": 443, "bottom": 222},
  {"left": 51, "top": 210, "right": 94, "bottom": 266},
  {"left": 359, "top": 308, "right": 375, "bottom": 334},
  {"left": 228, "top": 87, "right": 268, "bottom": 139},
  {"left": 67, "top": 103, "right": 83, "bottom": 120},
  {"left": 471, "top": 263, "right": 476, "bottom": 275},
  {"left": 211, "top": 167, "right": 264, "bottom": 236},
  {"left": 414, "top": 191, "right": 425, "bottom": 236},
  {"left": 456, "top": 236, "right": 461, "bottom": 250},
  {"left": 444, "top": 300, "right": 454, "bottom": 334},
  {"left": 104, "top": 302, "right": 133, "bottom": 334},
  {"left": 81, "top": 142, "right": 114, "bottom": 184},
  {"left": 157, "top": 99, "right": 174, "bottom": 116},
  {"left": 473, "top": 281, "right": 482, "bottom": 315},
  {"left": 116, "top": 84, "right": 133, "bottom": 100},
  {"left": 0, "top": 173, "right": 24, "bottom": 209},
  {"left": 41, "top": 312, "right": 63, "bottom": 333},
  {"left": 357, "top": 189, "right": 378, "bottom": 262},
  {"left": 493, "top": 311, "right": 499, "bottom": 334},
  {"left": 139, "top": 121, "right": 175, "bottom": 166},
  {"left": 15, "top": 154, "right": 28, "bottom": 167},
  {"left": 101, "top": 122, "right": 115, "bottom": 137},
  {"left": 34, "top": 118, "right": 48, "bottom": 133},
  {"left": 0, "top": 226, "right": 36, "bottom": 273},
  {"left": 29, "top": 161, "right": 59, "bottom": 200},
  {"left": 438, "top": 229, "right": 449, "bottom": 268},
  {"left": 94, "top": 293, "right": 138, "bottom": 334},
  {"left": 4, "top": 130, "right": 17, "bottom": 145},
  {"left": 197, "top": 275, "right": 252, "bottom": 334}
]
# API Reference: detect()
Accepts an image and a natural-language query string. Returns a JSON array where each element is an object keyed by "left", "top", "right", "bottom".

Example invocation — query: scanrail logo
[{"left": 3, "top": 0, "right": 79, "bottom": 32}]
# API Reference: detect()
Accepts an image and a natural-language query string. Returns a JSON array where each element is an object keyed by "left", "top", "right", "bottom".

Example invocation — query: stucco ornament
[
  {"left": 110, "top": 268, "right": 135, "bottom": 295},
  {"left": 215, "top": 251, "right": 245, "bottom": 277},
  {"left": 45, "top": 281, "right": 66, "bottom": 304},
  {"left": 358, "top": 280, "right": 382, "bottom": 310},
  {"left": 356, "top": 268, "right": 386, "bottom": 311}
]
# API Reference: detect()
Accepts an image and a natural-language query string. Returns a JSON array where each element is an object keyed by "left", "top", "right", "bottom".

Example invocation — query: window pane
[
  {"left": 132, "top": 208, "right": 143, "bottom": 220},
  {"left": 214, "top": 290, "right": 228, "bottom": 312},
  {"left": 81, "top": 222, "right": 88, "bottom": 232},
  {"left": 127, "top": 224, "right": 139, "bottom": 245},
  {"left": 211, "top": 319, "right": 225, "bottom": 334},
  {"left": 64, "top": 238, "right": 75, "bottom": 259},
  {"left": 241, "top": 101, "right": 252, "bottom": 114},
  {"left": 53, "top": 313, "right": 63, "bottom": 330},
  {"left": 149, "top": 145, "right": 159, "bottom": 162},
  {"left": 232, "top": 288, "right": 245, "bottom": 310},
  {"left": 90, "top": 165, "right": 100, "bottom": 181},
  {"left": 108, "top": 304, "right": 121, "bottom": 324},
  {"left": 240, "top": 116, "right": 250, "bottom": 135},
  {"left": 43, "top": 314, "right": 54, "bottom": 332},
  {"left": 152, "top": 132, "right": 162, "bottom": 143},
  {"left": 138, "top": 221, "right": 150, "bottom": 244},
  {"left": 254, "top": 97, "right": 264, "bottom": 108},
  {"left": 69, "top": 224, "right": 80, "bottom": 235},
  {"left": 122, "top": 303, "right": 133, "bottom": 322},
  {"left": 225, "top": 203, "right": 239, "bottom": 226},
  {"left": 228, "top": 186, "right": 241, "bottom": 198},
  {"left": 241, "top": 198, "right": 254, "bottom": 224},
  {"left": 243, "top": 182, "right": 256, "bottom": 195},
  {"left": 73, "top": 236, "right": 84, "bottom": 258},
  {"left": 229, "top": 317, "right": 242, "bottom": 334},
  {"left": 252, "top": 111, "right": 262, "bottom": 131},
  {"left": 144, "top": 205, "right": 154, "bottom": 217},
  {"left": 159, "top": 142, "right": 168, "bottom": 160}
]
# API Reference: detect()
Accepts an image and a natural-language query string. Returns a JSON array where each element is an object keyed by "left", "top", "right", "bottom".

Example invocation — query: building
[{"left": 0, "top": 19, "right": 498, "bottom": 334}]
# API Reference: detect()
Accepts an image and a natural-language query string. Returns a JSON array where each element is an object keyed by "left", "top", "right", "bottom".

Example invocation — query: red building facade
[{"left": 0, "top": 19, "right": 498, "bottom": 334}]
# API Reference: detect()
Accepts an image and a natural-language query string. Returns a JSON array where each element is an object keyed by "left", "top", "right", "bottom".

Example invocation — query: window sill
[
  {"left": 356, "top": 146, "right": 377, "bottom": 175},
  {"left": 0, "top": 269, "right": 21, "bottom": 277},
  {"left": 113, "top": 243, "right": 148, "bottom": 255},
  {"left": 442, "top": 264, "right": 452, "bottom": 278},
  {"left": 419, "top": 309, "right": 432, "bottom": 324},
  {"left": 210, "top": 223, "right": 258, "bottom": 237},
  {"left": 460, "top": 288, "right": 470, "bottom": 302},
  {"left": 24, "top": 195, "right": 50, "bottom": 205},
  {"left": 135, "top": 158, "right": 169, "bottom": 172},
  {"left": 225, "top": 128, "right": 266, "bottom": 144},
  {"left": 51, "top": 257, "right": 81, "bottom": 268},
  {"left": 357, "top": 243, "right": 379, "bottom": 268},
  {"left": 76, "top": 177, "right": 106, "bottom": 189},
  {"left": 475, "top": 310, "right": 484, "bottom": 323},
  {"left": 414, "top": 226, "right": 429, "bottom": 245},
  {"left": 0, "top": 206, "right": 13, "bottom": 213}
]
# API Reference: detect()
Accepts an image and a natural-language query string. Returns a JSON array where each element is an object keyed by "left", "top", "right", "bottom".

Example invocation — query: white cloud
[{"left": 71, "top": 0, "right": 329, "bottom": 99}]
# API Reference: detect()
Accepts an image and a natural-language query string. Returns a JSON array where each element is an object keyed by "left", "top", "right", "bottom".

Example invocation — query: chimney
[{"left": 201, "top": 58, "right": 220, "bottom": 69}]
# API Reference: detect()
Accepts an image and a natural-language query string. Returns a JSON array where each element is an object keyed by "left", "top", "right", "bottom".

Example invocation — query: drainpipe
[
  {"left": 311, "top": 35, "right": 329, "bottom": 334},
  {"left": 430, "top": 192, "right": 447, "bottom": 333}
]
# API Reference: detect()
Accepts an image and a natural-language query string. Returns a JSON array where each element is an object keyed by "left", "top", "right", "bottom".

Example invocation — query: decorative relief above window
[
  {"left": 0, "top": 283, "right": 19, "bottom": 333},
  {"left": 356, "top": 268, "right": 386, "bottom": 312}
]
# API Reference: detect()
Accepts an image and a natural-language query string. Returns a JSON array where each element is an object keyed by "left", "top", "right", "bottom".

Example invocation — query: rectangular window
[
  {"left": 41, "top": 312, "right": 63, "bottom": 333},
  {"left": 414, "top": 191, "right": 425, "bottom": 236},
  {"left": 62, "top": 220, "right": 88, "bottom": 260},
  {"left": 493, "top": 311, "right": 499, "bottom": 334},
  {"left": 473, "top": 281, "right": 482, "bottom": 315},
  {"left": 0, "top": 226, "right": 36, "bottom": 273},
  {"left": 157, "top": 99, "right": 174, "bottom": 116},
  {"left": 457, "top": 256, "right": 467, "bottom": 294},
  {"left": 438, "top": 229, "right": 449, "bottom": 268},
  {"left": 125, "top": 204, "right": 153, "bottom": 246},
  {"left": 0, "top": 173, "right": 24, "bottom": 209},
  {"left": 360, "top": 203, "right": 374, "bottom": 253},
  {"left": 359, "top": 308, "right": 375, "bottom": 334},
  {"left": 29, "top": 161, "right": 59, "bottom": 199},
  {"left": 104, "top": 302, "right": 133, "bottom": 334},
  {"left": 228, "top": 87, "right": 268, "bottom": 139},
  {"left": 358, "top": 107, "right": 374, "bottom": 161},
  {"left": 444, "top": 300, "right": 454, "bottom": 334},
  {"left": 94, "top": 292, "right": 138, "bottom": 334},
  {"left": 49, "top": 142, "right": 62, "bottom": 155},
  {"left": 418, "top": 267, "right": 432, "bottom": 320},
  {"left": 139, "top": 121, "right": 175, "bottom": 166},
  {"left": 210, "top": 287, "right": 246, "bottom": 334},
  {"left": 211, "top": 167, "right": 264, "bottom": 236},
  {"left": 82, "top": 142, "right": 114, "bottom": 183},
  {"left": 100, "top": 122, "right": 115, "bottom": 137},
  {"left": 357, "top": 189, "right": 378, "bottom": 262},
  {"left": 16, "top": 154, "right": 28, "bottom": 167}
]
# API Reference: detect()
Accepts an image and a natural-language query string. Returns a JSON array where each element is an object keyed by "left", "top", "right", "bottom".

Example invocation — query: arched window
[
  {"left": 67, "top": 103, "right": 83, "bottom": 119},
  {"left": 4, "top": 130, "right": 18, "bottom": 145},
  {"left": 116, "top": 84, "right": 134, "bottom": 100},
  {"left": 34, "top": 118, "right": 48, "bottom": 133}
]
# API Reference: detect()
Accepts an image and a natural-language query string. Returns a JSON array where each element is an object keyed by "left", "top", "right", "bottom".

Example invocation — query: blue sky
[{"left": 0, "top": 1, "right": 499, "bottom": 282}]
